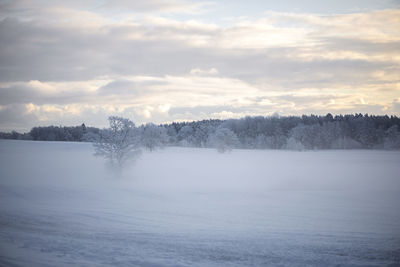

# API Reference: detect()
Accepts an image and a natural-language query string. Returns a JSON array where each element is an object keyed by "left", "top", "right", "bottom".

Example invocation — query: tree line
[
  {"left": 1, "top": 113, "right": 400, "bottom": 150},
  {"left": 162, "top": 114, "right": 400, "bottom": 150},
  {"left": 0, "top": 124, "right": 99, "bottom": 142}
]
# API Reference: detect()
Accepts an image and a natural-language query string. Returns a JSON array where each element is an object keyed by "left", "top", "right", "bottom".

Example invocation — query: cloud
[
  {"left": 1, "top": 10, "right": 398, "bottom": 85},
  {"left": 97, "top": 80, "right": 142, "bottom": 96},
  {"left": 0, "top": 104, "right": 39, "bottom": 131},
  {"left": 190, "top": 68, "right": 219, "bottom": 76},
  {"left": 0, "top": 80, "right": 101, "bottom": 105},
  {"left": 0, "top": 5, "right": 399, "bottom": 130},
  {"left": 388, "top": 98, "right": 400, "bottom": 113},
  {"left": 99, "top": 0, "right": 209, "bottom": 14},
  {"left": 0, "top": 0, "right": 208, "bottom": 19}
]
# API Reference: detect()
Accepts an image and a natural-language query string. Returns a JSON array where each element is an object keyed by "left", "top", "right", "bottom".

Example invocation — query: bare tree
[{"left": 93, "top": 116, "right": 142, "bottom": 168}]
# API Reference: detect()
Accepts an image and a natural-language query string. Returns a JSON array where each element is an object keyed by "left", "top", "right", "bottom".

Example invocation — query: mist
[{"left": 1, "top": 140, "right": 400, "bottom": 266}]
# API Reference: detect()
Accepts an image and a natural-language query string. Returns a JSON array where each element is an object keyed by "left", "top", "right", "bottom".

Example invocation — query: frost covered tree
[
  {"left": 285, "top": 136, "right": 305, "bottom": 150},
  {"left": 177, "top": 125, "right": 195, "bottom": 146},
  {"left": 384, "top": 125, "right": 400, "bottom": 149},
  {"left": 140, "top": 123, "right": 168, "bottom": 151},
  {"left": 93, "top": 116, "right": 142, "bottom": 168},
  {"left": 6, "top": 113, "right": 400, "bottom": 150},
  {"left": 209, "top": 127, "right": 239, "bottom": 153}
]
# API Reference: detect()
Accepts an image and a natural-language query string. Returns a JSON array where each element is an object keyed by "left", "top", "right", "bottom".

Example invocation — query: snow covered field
[{"left": 0, "top": 140, "right": 400, "bottom": 266}]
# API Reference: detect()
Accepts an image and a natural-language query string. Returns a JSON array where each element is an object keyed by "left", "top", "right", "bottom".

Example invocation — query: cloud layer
[{"left": 0, "top": 1, "right": 399, "bottom": 131}]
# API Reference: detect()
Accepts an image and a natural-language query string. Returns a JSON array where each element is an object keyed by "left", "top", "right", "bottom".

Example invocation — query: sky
[{"left": 0, "top": 0, "right": 399, "bottom": 131}]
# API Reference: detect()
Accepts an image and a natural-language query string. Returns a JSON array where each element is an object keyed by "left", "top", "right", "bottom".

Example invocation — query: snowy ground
[{"left": 0, "top": 140, "right": 400, "bottom": 266}]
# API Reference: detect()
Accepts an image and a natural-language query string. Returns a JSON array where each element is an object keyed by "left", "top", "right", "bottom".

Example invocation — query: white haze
[{"left": 0, "top": 140, "right": 400, "bottom": 266}]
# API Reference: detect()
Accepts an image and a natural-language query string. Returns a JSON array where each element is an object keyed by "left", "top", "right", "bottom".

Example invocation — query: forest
[{"left": 1, "top": 114, "right": 400, "bottom": 150}]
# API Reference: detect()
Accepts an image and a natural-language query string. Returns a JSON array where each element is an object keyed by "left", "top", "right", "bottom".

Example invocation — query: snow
[{"left": 1, "top": 140, "right": 400, "bottom": 266}]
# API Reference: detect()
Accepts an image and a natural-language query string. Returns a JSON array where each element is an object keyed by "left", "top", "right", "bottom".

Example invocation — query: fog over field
[{"left": 1, "top": 140, "right": 399, "bottom": 266}]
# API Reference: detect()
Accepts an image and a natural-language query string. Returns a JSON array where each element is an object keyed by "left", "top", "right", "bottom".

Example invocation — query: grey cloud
[
  {"left": 320, "top": 37, "right": 400, "bottom": 55},
  {"left": 215, "top": 51, "right": 392, "bottom": 89},
  {"left": 0, "top": 17, "right": 397, "bottom": 91},
  {"left": 0, "top": 102, "right": 110, "bottom": 132},
  {"left": 0, "top": 18, "right": 216, "bottom": 82},
  {"left": 0, "top": 84, "right": 91, "bottom": 105},
  {"left": 389, "top": 99, "right": 400, "bottom": 114},
  {"left": 0, "top": 84, "right": 39, "bottom": 105},
  {"left": 0, "top": 0, "right": 197, "bottom": 16},
  {"left": 169, "top": 105, "right": 251, "bottom": 117},
  {"left": 295, "top": 104, "right": 387, "bottom": 116},
  {"left": 271, "top": 94, "right": 350, "bottom": 105},
  {"left": 97, "top": 80, "right": 141, "bottom": 96},
  {"left": 99, "top": 0, "right": 202, "bottom": 13},
  {"left": 0, "top": 104, "right": 38, "bottom": 131},
  {"left": 97, "top": 79, "right": 168, "bottom": 96},
  {"left": 0, "top": 0, "right": 98, "bottom": 10},
  {"left": 0, "top": 18, "right": 109, "bottom": 82},
  {"left": 106, "top": 22, "right": 217, "bottom": 41},
  {"left": 0, "top": 8, "right": 399, "bottom": 131}
]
